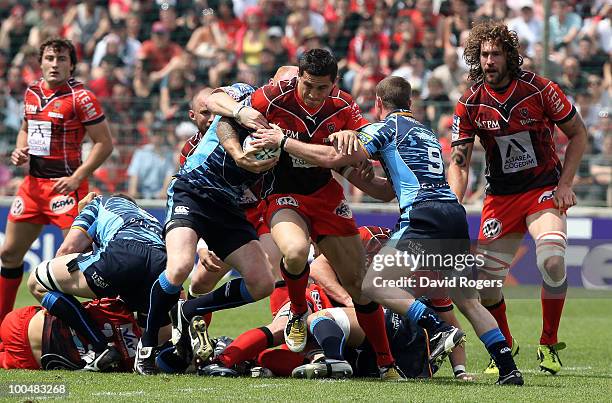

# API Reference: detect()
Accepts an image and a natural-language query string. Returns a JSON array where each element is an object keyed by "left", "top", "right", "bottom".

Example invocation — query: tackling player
[
  {"left": 26, "top": 193, "right": 168, "bottom": 373},
  {"left": 253, "top": 75, "right": 524, "bottom": 385},
  {"left": 447, "top": 20, "right": 587, "bottom": 375},
  {"left": 205, "top": 49, "right": 402, "bottom": 381},
  {"left": 0, "top": 38, "right": 113, "bottom": 324}
]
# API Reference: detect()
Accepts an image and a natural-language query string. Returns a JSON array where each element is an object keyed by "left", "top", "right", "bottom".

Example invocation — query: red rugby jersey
[
  {"left": 23, "top": 78, "right": 105, "bottom": 178},
  {"left": 451, "top": 70, "right": 575, "bottom": 195},
  {"left": 249, "top": 77, "right": 369, "bottom": 195}
]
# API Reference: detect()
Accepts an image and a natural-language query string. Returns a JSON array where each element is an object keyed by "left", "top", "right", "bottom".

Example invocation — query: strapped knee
[
  {"left": 476, "top": 249, "right": 514, "bottom": 277},
  {"left": 33, "top": 260, "right": 64, "bottom": 293},
  {"left": 536, "top": 231, "right": 567, "bottom": 287}
]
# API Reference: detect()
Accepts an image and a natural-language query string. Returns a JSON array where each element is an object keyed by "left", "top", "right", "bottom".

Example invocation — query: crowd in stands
[{"left": 0, "top": 0, "right": 609, "bottom": 205}]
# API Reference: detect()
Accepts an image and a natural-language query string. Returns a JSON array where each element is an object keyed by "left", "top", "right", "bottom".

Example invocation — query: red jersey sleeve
[
  {"left": 249, "top": 84, "right": 274, "bottom": 115},
  {"left": 74, "top": 89, "right": 105, "bottom": 125},
  {"left": 541, "top": 80, "right": 575, "bottom": 124},
  {"left": 341, "top": 98, "right": 369, "bottom": 130},
  {"left": 451, "top": 98, "right": 476, "bottom": 146}
]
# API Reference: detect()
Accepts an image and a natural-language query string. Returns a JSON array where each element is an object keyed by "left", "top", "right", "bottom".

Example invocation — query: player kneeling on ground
[{"left": 27, "top": 193, "right": 169, "bottom": 372}]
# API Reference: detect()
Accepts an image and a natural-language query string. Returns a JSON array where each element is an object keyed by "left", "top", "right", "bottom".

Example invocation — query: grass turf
[{"left": 1, "top": 283, "right": 611, "bottom": 402}]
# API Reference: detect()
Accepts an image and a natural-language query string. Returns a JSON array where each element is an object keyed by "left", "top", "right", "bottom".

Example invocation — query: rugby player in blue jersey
[
  {"left": 252, "top": 76, "right": 524, "bottom": 385},
  {"left": 27, "top": 192, "right": 168, "bottom": 373}
]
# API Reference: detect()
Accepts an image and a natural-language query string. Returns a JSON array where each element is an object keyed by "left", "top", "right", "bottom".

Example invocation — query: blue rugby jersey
[
  {"left": 358, "top": 110, "right": 457, "bottom": 222},
  {"left": 174, "top": 83, "right": 272, "bottom": 203},
  {"left": 72, "top": 196, "right": 164, "bottom": 249}
]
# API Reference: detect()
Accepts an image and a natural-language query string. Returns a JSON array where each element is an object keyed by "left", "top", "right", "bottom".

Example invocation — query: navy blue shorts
[
  {"left": 390, "top": 200, "right": 471, "bottom": 259},
  {"left": 165, "top": 179, "right": 258, "bottom": 260},
  {"left": 72, "top": 240, "right": 167, "bottom": 313}
]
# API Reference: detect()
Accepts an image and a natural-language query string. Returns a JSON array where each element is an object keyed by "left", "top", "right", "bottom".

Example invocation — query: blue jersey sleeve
[
  {"left": 218, "top": 82, "right": 256, "bottom": 102},
  {"left": 71, "top": 196, "right": 101, "bottom": 239},
  {"left": 357, "top": 122, "right": 393, "bottom": 157}
]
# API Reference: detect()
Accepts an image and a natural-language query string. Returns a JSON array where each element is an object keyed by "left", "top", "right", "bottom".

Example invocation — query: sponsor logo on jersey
[
  {"left": 120, "top": 323, "right": 138, "bottom": 357},
  {"left": 90, "top": 271, "right": 109, "bottom": 289},
  {"left": 25, "top": 103, "right": 38, "bottom": 114},
  {"left": 174, "top": 205, "right": 190, "bottom": 215},
  {"left": 538, "top": 189, "right": 555, "bottom": 204},
  {"left": 276, "top": 196, "right": 298, "bottom": 207},
  {"left": 452, "top": 115, "right": 460, "bottom": 141},
  {"left": 50, "top": 195, "right": 76, "bottom": 214},
  {"left": 335, "top": 200, "right": 352, "bottom": 219},
  {"left": 475, "top": 117, "right": 500, "bottom": 130},
  {"left": 305, "top": 115, "right": 317, "bottom": 125},
  {"left": 494, "top": 131, "right": 538, "bottom": 173},
  {"left": 10, "top": 196, "right": 25, "bottom": 216},
  {"left": 519, "top": 107, "right": 538, "bottom": 125},
  {"left": 48, "top": 111, "right": 64, "bottom": 119},
  {"left": 482, "top": 218, "right": 502, "bottom": 239},
  {"left": 327, "top": 122, "right": 336, "bottom": 133}
]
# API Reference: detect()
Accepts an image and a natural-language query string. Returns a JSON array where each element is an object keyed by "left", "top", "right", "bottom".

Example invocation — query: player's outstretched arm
[
  {"left": 447, "top": 142, "right": 474, "bottom": 203},
  {"left": 252, "top": 126, "right": 366, "bottom": 169},
  {"left": 310, "top": 254, "right": 354, "bottom": 307},
  {"left": 206, "top": 91, "right": 269, "bottom": 130},
  {"left": 555, "top": 112, "right": 588, "bottom": 210},
  {"left": 342, "top": 161, "right": 395, "bottom": 202}
]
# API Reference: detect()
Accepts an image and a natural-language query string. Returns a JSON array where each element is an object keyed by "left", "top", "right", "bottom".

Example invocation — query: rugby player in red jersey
[
  {"left": 447, "top": 21, "right": 587, "bottom": 375},
  {"left": 0, "top": 298, "right": 140, "bottom": 371},
  {"left": 206, "top": 50, "right": 401, "bottom": 380},
  {"left": 0, "top": 38, "right": 113, "bottom": 325}
]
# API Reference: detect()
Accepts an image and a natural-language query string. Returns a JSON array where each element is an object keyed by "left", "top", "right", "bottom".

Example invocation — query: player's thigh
[
  {"left": 226, "top": 240, "right": 274, "bottom": 284},
  {"left": 165, "top": 226, "right": 199, "bottom": 281},
  {"left": 0, "top": 220, "right": 43, "bottom": 264},
  {"left": 476, "top": 234, "right": 523, "bottom": 280},
  {"left": 526, "top": 208, "right": 566, "bottom": 239},
  {"left": 190, "top": 261, "right": 230, "bottom": 294},
  {"left": 318, "top": 234, "right": 366, "bottom": 288},
  {"left": 36, "top": 253, "right": 96, "bottom": 298},
  {"left": 270, "top": 208, "right": 311, "bottom": 261}
]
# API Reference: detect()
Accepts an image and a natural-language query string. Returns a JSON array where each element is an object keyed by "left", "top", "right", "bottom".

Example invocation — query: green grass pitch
[{"left": 1, "top": 283, "right": 611, "bottom": 402}]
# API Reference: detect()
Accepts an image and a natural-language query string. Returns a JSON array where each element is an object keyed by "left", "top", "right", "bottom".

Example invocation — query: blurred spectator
[
  {"left": 423, "top": 76, "right": 452, "bottom": 126},
  {"left": 88, "top": 56, "right": 119, "bottom": 99},
  {"left": 158, "top": 5, "right": 191, "bottom": 47},
  {"left": 236, "top": 6, "right": 268, "bottom": 68},
  {"left": 265, "top": 27, "right": 290, "bottom": 67},
  {"left": 296, "top": 27, "right": 329, "bottom": 60},
  {"left": 559, "top": 57, "right": 588, "bottom": 98},
  {"left": 284, "top": 12, "right": 307, "bottom": 61},
  {"left": 392, "top": 51, "right": 431, "bottom": 96},
  {"left": 92, "top": 20, "right": 142, "bottom": 72},
  {"left": 27, "top": 8, "right": 62, "bottom": 49},
  {"left": 507, "top": 4, "right": 542, "bottom": 57},
  {"left": 159, "top": 69, "right": 193, "bottom": 124},
  {"left": 442, "top": 0, "right": 470, "bottom": 49},
  {"left": 549, "top": 0, "right": 582, "bottom": 52},
  {"left": 127, "top": 129, "right": 175, "bottom": 199},
  {"left": 415, "top": 28, "right": 444, "bottom": 72},
  {"left": 474, "top": 0, "right": 509, "bottom": 21},
  {"left": 0, "top": 5, "right": 31, "bottom": 62},
  {"left": 209, "top": 48, "right": 235, "bottom": 88},
  {"left": 587, "top": 134, "right": 612, "bottom": 206},
  {"left": 430, "top": 48, "right": 467, "bottom": 104},
  {"left": 64, "top": 0, "right": 111, "bottom": 59},
  {"left": 286, "top": 0, "right": 326, "bottom": 37},
  {"left": 137, "top": 21, "right": 184, "bottom": 83},
  {"left": 399, "top": 0, "right": 443, "bottom": 47},
  {"left": 580, "top": 3, "right": 611, "bottom": 53},
  {"left": 15, "top": 46, "right": 42, "bottom": 86},
  {"left": 351, "top": 48, "right": 385, "bottom": 101},
  {"left": 344, "top": 17, "right": 390, "bottom": 90},
  {"left": 216, "top": 0, "right": 245, "bottom": 49},
  {"left": 575, "top": 36, "right": 609, "bottom": 77}
]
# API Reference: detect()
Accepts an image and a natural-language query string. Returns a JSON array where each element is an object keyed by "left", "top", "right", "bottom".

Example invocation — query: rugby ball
[{"left": 242, "top": 134, "right": 281, "bottom": 160}]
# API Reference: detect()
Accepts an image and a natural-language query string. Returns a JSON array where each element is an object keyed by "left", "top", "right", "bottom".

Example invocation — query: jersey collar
[
  {"left": 483, "top": 79, "right": 518, "bottom": 105},
  {"left": 388, "top": 109, "right": 413, "bottom": 118}
]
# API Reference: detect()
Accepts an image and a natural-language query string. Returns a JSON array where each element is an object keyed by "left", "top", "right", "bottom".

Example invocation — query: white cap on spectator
[
  {"left": 508, "top": 0, "right": 534, "bottom": 12},
  {"left": 267, "top": 26, "right": 284, "bottom": 38},
  {"left": 175, "top": 121, "right": 198, "bottom": 139}
]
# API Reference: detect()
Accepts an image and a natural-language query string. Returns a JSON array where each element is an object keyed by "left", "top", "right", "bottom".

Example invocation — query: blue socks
[
  {"left": 311, "top": 316, "right": 345, "bottom": 360},
  {"left": 142, "top": 272, "right": 181, "bottom": 347},
  {"left": 181, "top": 278, "right": 254, "bottom": 321}
]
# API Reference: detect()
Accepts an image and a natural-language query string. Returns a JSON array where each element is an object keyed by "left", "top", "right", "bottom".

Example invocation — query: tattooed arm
[
  {"left": 216, "top": 117, "right": 277, "bottom": 173},
  {"left": 447, "top": 142, "right": 473, "bottom": 203}
]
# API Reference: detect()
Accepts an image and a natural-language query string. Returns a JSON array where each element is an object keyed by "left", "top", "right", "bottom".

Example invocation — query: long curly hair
[{"left": 463, "top": 20, "right": 523, "bottom": 83}]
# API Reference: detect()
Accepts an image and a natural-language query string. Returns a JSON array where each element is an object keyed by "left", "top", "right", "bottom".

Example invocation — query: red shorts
[
  {"left": 8, "top": 176, "right": 88, "bottom": 229},
  {"left": 265, "top": 179, "right": 358, "bottom": 241},
  {"left": 245, "top": 200, "right": 269, "bottom": 237},
  {"left": 478, "top": 185, "right": 559, "bottom": 244},
  {"left": 0, "top": 306, "right": 41, "bottom": 370},
  {"left": 270, "top": 283, "right": 333, "bottom": 317}
]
